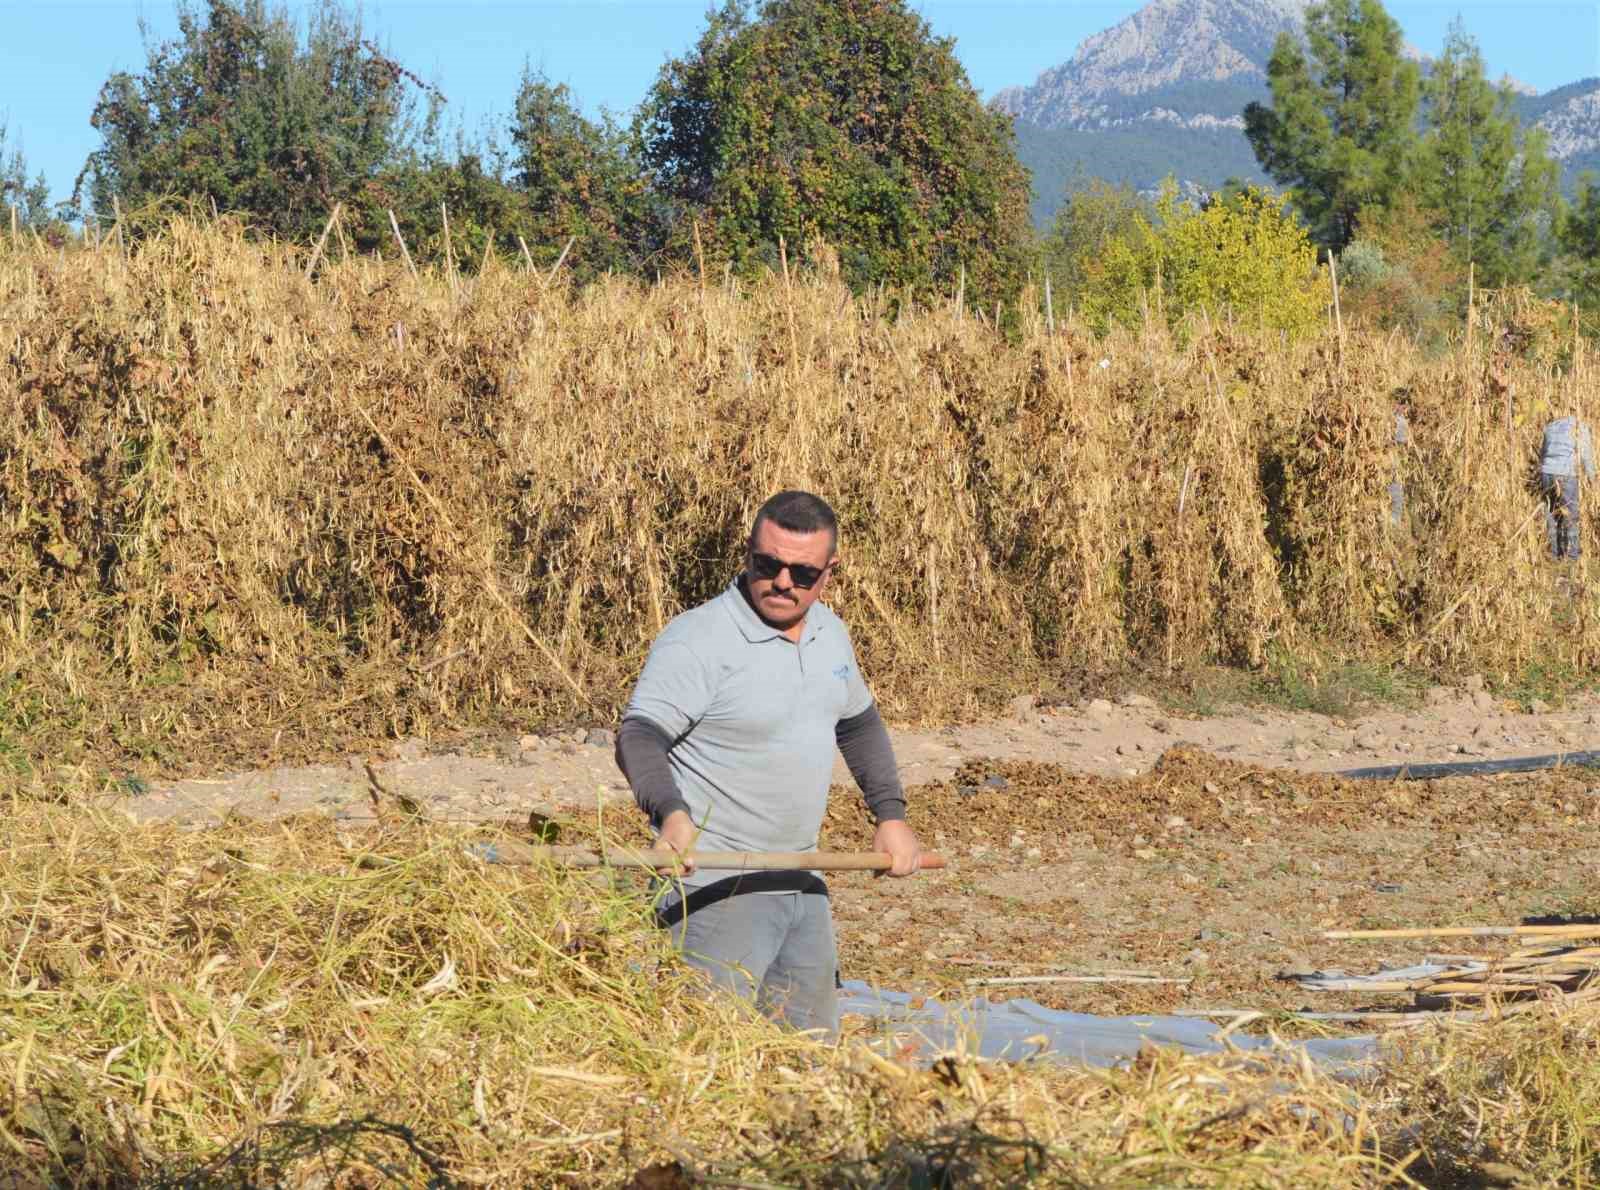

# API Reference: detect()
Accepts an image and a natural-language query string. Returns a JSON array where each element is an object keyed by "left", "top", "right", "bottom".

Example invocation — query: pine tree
[
  {"left": 1562, "top": 174, "right": 1600, "bottom": 308},
  {"left": 1244, "top": 0, "right": 1421, "bottom": 251},
  {"left": 0, "top": 119, "right": 51, "bottom": 232},
  {"left": 1415, "top": 19, "right": 1560, "bottom": 287}
]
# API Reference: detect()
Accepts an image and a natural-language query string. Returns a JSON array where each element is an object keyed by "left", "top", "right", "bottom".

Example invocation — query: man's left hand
[{"left": 874, "top": 819, "right": 923, "bottom": 877}]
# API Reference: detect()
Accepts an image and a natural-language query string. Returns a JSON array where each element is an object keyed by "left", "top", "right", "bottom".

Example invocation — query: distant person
[
  {"left": 1539, "top": 414, "right": 1597, "bottom": 561},
  {"left": 1389, "top": 399, "right": 1411, "bottom": 528},
  {"left": 615, "top": 490, "right": 925, "bottom": 1041}
]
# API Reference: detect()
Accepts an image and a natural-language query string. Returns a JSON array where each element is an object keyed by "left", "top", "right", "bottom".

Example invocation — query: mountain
[
  {"left": 992, "top": 0, "right": 1307, "bottom": 132},
  {"left": 1516, "top": 79, "right": 1600, "bottom": 179},
  {"left": 999, "top": 0, "right": 1599, "bottom": 225}
]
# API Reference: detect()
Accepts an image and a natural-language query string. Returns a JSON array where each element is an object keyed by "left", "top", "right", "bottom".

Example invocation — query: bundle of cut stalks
[{"left": 1306, "top": 925, "right": 1600, "bottom": 1014}]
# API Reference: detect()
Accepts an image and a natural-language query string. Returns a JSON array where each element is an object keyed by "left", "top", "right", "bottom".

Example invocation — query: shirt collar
[{"left": 722, "top": 576, "right": 821, "bottom": 644}]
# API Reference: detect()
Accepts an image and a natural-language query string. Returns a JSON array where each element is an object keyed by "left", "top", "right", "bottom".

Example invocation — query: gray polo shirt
[{"left": 622, "top": 580, "right": 874, "bottom": 887}]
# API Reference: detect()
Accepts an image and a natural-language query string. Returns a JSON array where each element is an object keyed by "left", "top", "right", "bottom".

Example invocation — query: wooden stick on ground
[
  {"left": 475, "top": 842, "right": 945, "bottom": 872},
  {"left": 964, "top": 975, "right": 1190, "bottom": 988}
]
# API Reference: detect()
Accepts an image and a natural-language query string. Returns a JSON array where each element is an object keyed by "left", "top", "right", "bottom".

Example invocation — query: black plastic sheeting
[{"left": 1339, "top": 750, "right": 1600, "bottom": 782}]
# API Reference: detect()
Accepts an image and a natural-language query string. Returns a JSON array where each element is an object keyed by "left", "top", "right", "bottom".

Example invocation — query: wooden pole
[
  {"left": 1044, "top": 274, "right": 1055, "bottom": 335},
  {"left": 387, "top": 209, "right": 417, "bottom": 278},
  {"left": 546, "top": 236, "right": 574, "bottom": 287},
  {"left": 7, "top": 203, "right": 16, "bottom": 245},
  {"left": 304, "top": 202, "right": 342, "bottom": 282},
  {"left": 111, "top": 194, "right": 127, "bottom": 256},
  {"left": 479, "top": 843, "right": 947, "bottom": 872},
  {"left": 955, "top": 264, "right": 965, "bottom": 321},
  {"left": 441, "top": 202, "right": 458, "bottom": 296},
  {"left": 517, "top": 235, "right": 535, "bottom": 272},
  {"left": 1328, "top": 250, "right": 1344, "bottom": 360},
  {"left": 779, "top": 235, "right": 799, "bottom": 366}
]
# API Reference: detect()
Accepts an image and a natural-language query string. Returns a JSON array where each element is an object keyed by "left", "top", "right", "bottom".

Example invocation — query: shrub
[{"left": 1076, "top": 182, "right": 1329, "bottom": 338}]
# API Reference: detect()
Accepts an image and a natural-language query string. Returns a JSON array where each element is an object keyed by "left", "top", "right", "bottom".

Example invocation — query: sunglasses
[{"left": 749, "top": 551, "right": 832, "bottom": 590}]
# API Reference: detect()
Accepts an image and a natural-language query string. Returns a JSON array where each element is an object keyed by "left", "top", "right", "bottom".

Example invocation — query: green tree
[
  {"left": 507, "top": 70, "right": 652, "bottom": 278},
  {"left": 1244, "top": 0, "right": 1421, "bottom": 251},
  {"left": 1041, "top": 177, "right": 1153, "bottom": 302},
  {"left": 78, "top": 0, "right": 434, "bottom": 240},
  {"left": 1561, "top": 174, "right": 1600, "bottom": 308},
  {"left": 0, "top": 118, "right": 51, "bottom": 232},
  {"left": 1414, "top": 20, "right": 1560, "bottom": 286},
  {"left": 1076, "top": 183, "right": 1328, "bottom": 338},
  {"left": 637, "top": 0, "right": 1033, "bottom": 304}
]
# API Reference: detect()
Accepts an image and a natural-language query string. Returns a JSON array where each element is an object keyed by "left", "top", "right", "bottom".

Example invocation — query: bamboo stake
[
  {"left": 691, "top": 218, "right": 707, "bottom": 291},
  {"left": 7, "top": 203, "right": 16, "bottom": 245},
  {"left": 441, "top": 202, "right": 458, "bottom": 296},
  {"left": 955, "top": 264, "right": 965, "bottom": 321},
  {"left": 1328, "top": 250, "right": 1344, "bottom": 362},
  {"left": 778, "top": 236, "right": 799, "bottom": 366},
  {"left": 478, "top": 843, "right": 947, "bottom": 872},
  {"left": 546, "top": 236, "right": 574, "bottom": 287},
  {"left": 304, "top": 202, "right": 342, "bottom": 282},
  {"left": 387, "top": 209, "right": 417, "bottom": 278},
  {"left": 111, "top": 194, "right": 126, "bottom": 256},
  {"left": 1044, "top": 274, "right": 1055, "bottom": 335},
  {"left": 517, "top": 234, "right": 535, "bottom": 272}
]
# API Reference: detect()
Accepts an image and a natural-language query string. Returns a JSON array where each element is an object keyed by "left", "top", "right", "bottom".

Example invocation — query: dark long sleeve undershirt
[
  {"left": 615, "top": 704, "right": 906, "bottom": 826},
  {"left": 833, "top": 704, "right": 906, "bottom": 822}
]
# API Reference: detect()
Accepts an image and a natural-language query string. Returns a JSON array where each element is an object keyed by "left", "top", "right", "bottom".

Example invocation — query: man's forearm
[
  {"left": 615, "top": 717, "right": 691, "bottom": 824},
  {"left": 836, "top": 704, "right": 906, "bottom": 822}
]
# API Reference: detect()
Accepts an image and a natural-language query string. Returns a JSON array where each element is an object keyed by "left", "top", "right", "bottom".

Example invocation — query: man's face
[{"left": 744, "top": 519, "right": 837, "bottom": 630}]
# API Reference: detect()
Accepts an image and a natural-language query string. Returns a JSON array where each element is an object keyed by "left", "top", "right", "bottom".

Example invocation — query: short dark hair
[{"left": 749, "top": 490, "right": 838, "bottom": 551}]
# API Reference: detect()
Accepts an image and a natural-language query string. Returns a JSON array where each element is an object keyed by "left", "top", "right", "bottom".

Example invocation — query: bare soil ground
[{"left": 118, "top": 682, "right": 1600, "bottom": 1030}]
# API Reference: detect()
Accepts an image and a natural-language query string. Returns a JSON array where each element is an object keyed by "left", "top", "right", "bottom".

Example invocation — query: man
[
  {"left": 1539, "top": 414, "right": 1597, "bottom": 561},
  {"left": 615, "top": 490, "right": 923, "bottom": 1040}
]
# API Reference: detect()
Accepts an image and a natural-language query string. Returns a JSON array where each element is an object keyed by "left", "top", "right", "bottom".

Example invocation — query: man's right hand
[{"left": 655, "top": 809, "right": 699, "bottom": 876}]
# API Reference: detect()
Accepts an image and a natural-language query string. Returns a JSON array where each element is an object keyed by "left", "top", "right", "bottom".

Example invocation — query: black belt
[{"left": 654, "top": 871, "right": 829, "bottom": 928}]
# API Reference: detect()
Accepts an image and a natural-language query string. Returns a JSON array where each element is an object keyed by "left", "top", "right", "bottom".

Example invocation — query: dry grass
[
  {"left": 4, "top": 799, "right": 1600, "bottom": 1185},
  {"left": 2, "top": 221, "right": 1596, "bottom": 779}
]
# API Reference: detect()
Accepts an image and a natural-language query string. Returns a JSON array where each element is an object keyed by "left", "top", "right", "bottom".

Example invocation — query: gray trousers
[
  {"left": 662, "top": 891, "right": 839, "bottom": 1040},
  {"left": 1544, "top": 473, "right": 1582, "bottom": 560},
  {"left": 1387, "top": 480, "right": 1405, "bottom": 527}
]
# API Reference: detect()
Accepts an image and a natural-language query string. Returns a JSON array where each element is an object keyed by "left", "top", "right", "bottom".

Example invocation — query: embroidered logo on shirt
[{"left": 833, "top": 664, "right": 851, "bottom": 681}]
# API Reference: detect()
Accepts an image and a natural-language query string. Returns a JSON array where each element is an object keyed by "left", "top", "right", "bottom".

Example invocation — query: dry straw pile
[
  {"left": 1, "top": 221, "right": 1594, "bottom": 776},
  {"left": 5, "top": 799, "right": 1600, "bottom": 1185}
]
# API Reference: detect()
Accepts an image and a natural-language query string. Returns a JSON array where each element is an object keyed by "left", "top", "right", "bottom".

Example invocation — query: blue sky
[{"left": 3, "top": 1, "right": 1597, "bottom": 208}]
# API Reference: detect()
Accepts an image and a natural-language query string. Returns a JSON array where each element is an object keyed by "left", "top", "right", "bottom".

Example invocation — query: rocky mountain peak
[{"left": 993, "top": 0, "right": 1311, "bottom": 128}]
